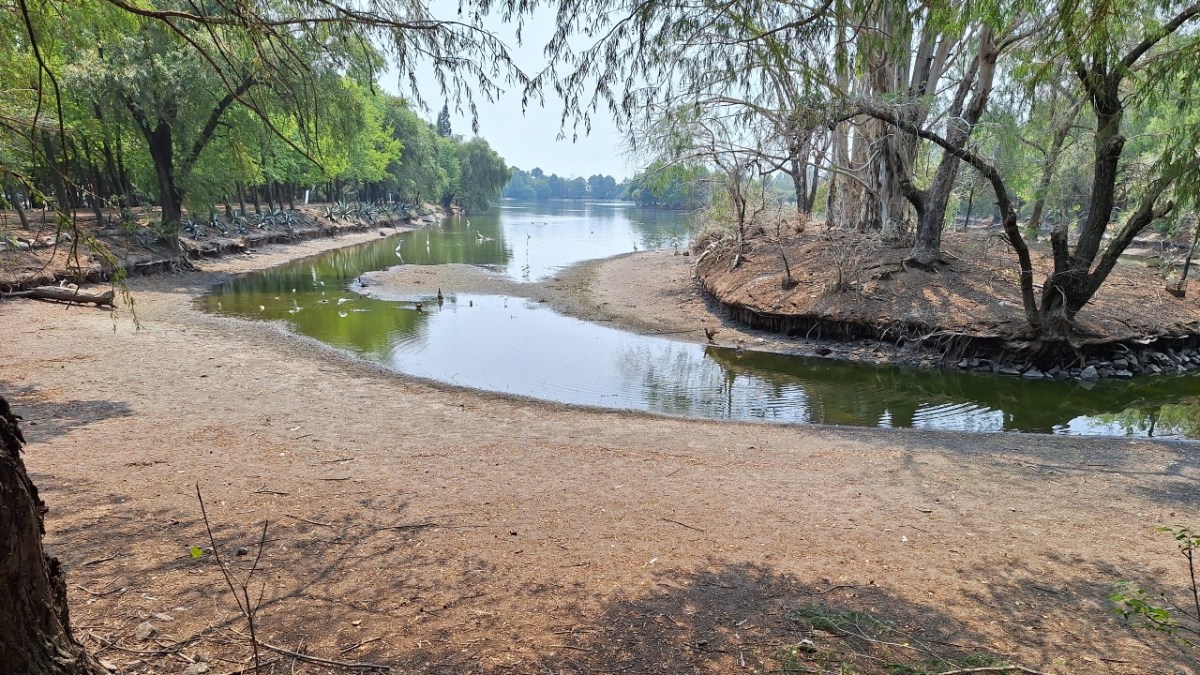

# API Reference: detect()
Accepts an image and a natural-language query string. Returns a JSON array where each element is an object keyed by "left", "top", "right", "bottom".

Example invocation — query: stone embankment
[{"left": 953, "top": 344, "right": 1200, "bottom": 380}]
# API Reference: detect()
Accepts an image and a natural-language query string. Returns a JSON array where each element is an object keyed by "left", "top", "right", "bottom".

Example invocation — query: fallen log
[{"left": 2, "top": 285, "right": 114, "bottom": 307}]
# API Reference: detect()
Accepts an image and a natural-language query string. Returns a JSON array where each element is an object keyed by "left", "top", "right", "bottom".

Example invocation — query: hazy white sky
[{"left": 383, "top": 8, "right": 636, "bottom": 180}]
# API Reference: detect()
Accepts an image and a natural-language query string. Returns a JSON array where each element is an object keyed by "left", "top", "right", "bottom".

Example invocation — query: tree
[
  {"left": 436, "top": 103, "right": 453, "bottom": 137},
  {"left": 455, "top": 137, "right": 510, "bottom": 210},
  {"left": 863, "top": 0, "right": 1200, "bottom": 347},
  {"left": 1, "top": 396, "right": 102, "bottom": 675}
]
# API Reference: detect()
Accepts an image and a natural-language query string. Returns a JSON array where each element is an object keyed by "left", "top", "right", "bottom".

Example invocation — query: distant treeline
[
  {"left": 503, "top": 163, "right": 718, "bottom": 210},
  {"left": 503, "top": 167, "right": 625, "bottom": 200}
]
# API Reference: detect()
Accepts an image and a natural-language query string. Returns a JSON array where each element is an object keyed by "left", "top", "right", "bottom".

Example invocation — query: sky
[{"left": 381, "top": 8, "right": 636, "bottom": 181}]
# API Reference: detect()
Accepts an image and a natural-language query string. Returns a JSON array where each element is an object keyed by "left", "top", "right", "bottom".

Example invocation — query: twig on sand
[
  {"left": 254, "top": 486, "right": 289, "bottom": 496},
  {"left": 375, "top": 521, "right": 439, "bottom": 532},
  {"left": 660, "top": 517, "right": 706, "bottom": 533},
  {"left": 340, "top": 636, "right": 383, "bottom": 654},
  {"left": 936, "top": 662, "right": 1051, "bottom": 667},
  {"left": 259, "top": 641, "right": 391, "bottom": 671},
  {"left": 284, "top": 513, "right": 335, "bottom": 528}
]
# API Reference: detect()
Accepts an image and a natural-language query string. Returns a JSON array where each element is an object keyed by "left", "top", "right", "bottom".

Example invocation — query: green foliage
[
  {"left": 625, "top": 162, "right": 711, "bottom": 210},
  {"left": 504, "top": 168, "right": 625, "bottom": 200},
  {"left": 1111, "top": 526, "right": 1200, "bottom": 648},
  {"left": 436, "top": 103, "right": 453, "bottom": 138},
  {"left": 453, "top": 138, "right": 509, "bottom": 211}
]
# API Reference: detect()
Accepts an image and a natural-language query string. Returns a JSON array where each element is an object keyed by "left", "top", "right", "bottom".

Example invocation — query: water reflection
[{"left": 203, "top": 201, "right": 1200, "bottom": 438}]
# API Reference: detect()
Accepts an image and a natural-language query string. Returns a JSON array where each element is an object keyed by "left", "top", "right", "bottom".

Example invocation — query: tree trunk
[
  {"left": 143, "top": 121, "right": 183, "bottom": 233},
  {"left": 907, "top": 28, "right": 997, "bottom": 267},
  {"left": 0, "top": 396, "right": 104, "bottom": 675},
  {"left": 4, "top": 180, "right": 32, "bottom": 229}
]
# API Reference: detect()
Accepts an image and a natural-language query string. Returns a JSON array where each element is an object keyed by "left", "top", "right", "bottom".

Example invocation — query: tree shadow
[
  {"left": 0, "top": 382, "right": 133, "bottom": 446},
  {"left": 42, "top": 471, "right": 1199, "bottom": 674},
  {"left": 828, "top": 424, "right": 1200, "bottom": 512}
]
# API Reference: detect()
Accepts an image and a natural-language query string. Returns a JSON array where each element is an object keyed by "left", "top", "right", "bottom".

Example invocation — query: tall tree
[
  {"left": 1, "top": 396, "right": 102, "bottom": 675},
  {"left": 865, "top": 0, "right": 1200, "bottom": 346},
  {"left": 436, "top": 102, "right": 453, "bottom": 137}
]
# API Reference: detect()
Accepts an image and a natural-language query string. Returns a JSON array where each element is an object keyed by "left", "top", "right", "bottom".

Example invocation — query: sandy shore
[{"left": 2, "top": 232, "right": 1197, "bottom": 673}]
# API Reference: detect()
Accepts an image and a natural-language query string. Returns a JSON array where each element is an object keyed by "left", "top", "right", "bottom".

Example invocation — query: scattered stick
[
  {"left": 73, "top": 584, "right": 125, "bottom": 597},
  {"left": 259, "top": 641, "right": 391, "bottom": 671},
  {"left": 81, "top": 555, "right": 116, "bottom": 566},
  {"left": 660, "top": 517, "right": 706, "bottom": 533},
  {"left": 936, "top": 662, "right": 1051, "bottom": 667},
  {"left": 375, "top": 522, "right": 439, "bottom": 532},
  {"left": 339, "top": 636, "right": 383, "bottom": 654},
  {"left": 818, "top": 584, "right": 864, "bottom": 594},
  {"left": 253, "top": 486, "right": 289, "bottom": 496},
  {"left": 546, "top": 644, "right": 592, "bottom": 652},
  {"left": 285, "top": 513, "right": 335, "bottom": 528}
]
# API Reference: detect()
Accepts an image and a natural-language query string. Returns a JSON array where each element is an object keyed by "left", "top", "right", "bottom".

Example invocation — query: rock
[
  {"left": 1148, "top": 363, "right": 1163, "bottom": 374},
  {"left": 1047, "top": 366, "right": 1061, "bottom": 377},
  {"left": 1113, "top": 369, "right": 1134, "bottom": 379},
  {"left": 134, "top": 621, "right": 157, "bottom": 640},
  {"left": 99, "top": 659, "right": 119, "bottom": 672},
  {"left": 1022, "top": 368, "right": 1046, "bottom": 379},
  {"left": 998, "top": 366, "right": 1022, "bottom": 376},
  {"left": 1112, "top": 358, "right": 1129, "bottom": 370},
  {"left": 235, "top": 547, "right": 249, "bottom": 556},
  {"left": 1079, "top": 365, "right": 1100, "bottom": 380},
  {"left": 957, "top": 359, "right": 971, "bottom": 369},
  {"left": 182, "top": 664, "right": 210, "bottom": 675},
  {"left": 151, "top": 612, "right": 175, "bottom": 622},
  {"left": 681, "top": 250, "right": 690, "bottom": 256}
]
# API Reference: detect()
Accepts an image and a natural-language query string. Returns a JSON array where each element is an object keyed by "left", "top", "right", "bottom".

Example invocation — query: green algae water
[{"left": 204, "top": 201, "right": 1200, "bottom": 438}]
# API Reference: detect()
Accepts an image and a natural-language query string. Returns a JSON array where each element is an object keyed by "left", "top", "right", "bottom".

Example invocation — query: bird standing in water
[{"left": 704, "top": 327, "right": 719, "bottom": 343}]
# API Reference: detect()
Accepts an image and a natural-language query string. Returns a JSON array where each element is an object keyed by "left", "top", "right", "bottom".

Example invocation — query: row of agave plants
[
  {"left": 320, "top": 200, "right": 434, "bottom": 224},
  {"left": 180, "top": 209, "right": 298, "bottom": 239},
  {"left": 126, "top": 200, "right": 436, "bottom": 247}
]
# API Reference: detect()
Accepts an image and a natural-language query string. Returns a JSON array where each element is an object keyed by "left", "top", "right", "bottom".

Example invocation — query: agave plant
[
  {"left": 231, "top": 211, "right": 250, "bottom": 235},
  {"left": 181, "top": 219, "right": 205, "bottom": 239},
  {"left": 322, "top": 204, "right": 337, "bottom": 221},
  {"left": 208, "top": 211, "right": 228, "bottom": 236}
]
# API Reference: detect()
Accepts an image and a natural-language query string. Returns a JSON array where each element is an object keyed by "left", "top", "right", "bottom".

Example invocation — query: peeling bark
[{"left": 0, "top": 396, "right": 102, "bottom": 675}]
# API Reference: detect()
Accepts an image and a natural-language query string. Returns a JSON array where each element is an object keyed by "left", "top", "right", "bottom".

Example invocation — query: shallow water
[{"left": 204, "top": 201, "right": 1200, "bottom": 438}]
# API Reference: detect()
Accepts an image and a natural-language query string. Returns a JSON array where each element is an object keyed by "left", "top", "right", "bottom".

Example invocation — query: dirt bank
[
  {"left": 2, "top": 234, "right": 1198, "bottom": 674},
  {"left": 695, "top": 228, "right": 1200, "bottom": 378}
]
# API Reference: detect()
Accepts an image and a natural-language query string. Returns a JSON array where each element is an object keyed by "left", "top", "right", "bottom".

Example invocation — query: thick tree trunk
[
  {"left": 145, "top": 122, "right": 183, "bottom": 232},
  {"left": 0, "top": 396, "right": 103, "bottom": 675},
  {"left": 907, "top": 28, "right": 997, "bottom": 267}
]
